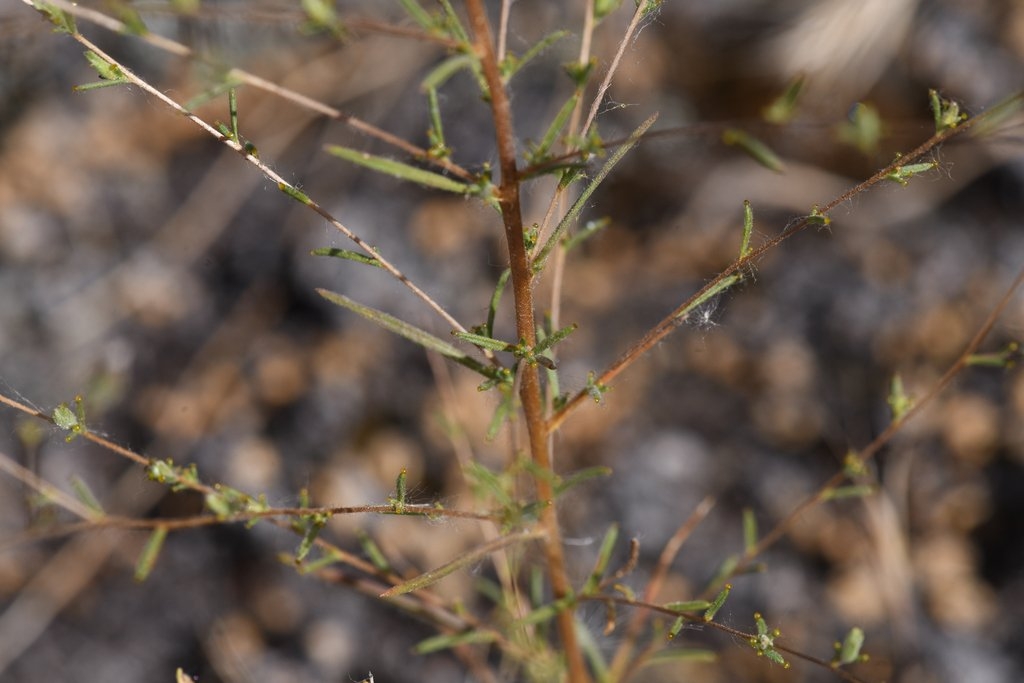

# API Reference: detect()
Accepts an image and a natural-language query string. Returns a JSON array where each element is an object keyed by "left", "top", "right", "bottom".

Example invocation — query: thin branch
[
  {"left": 464, "top": 1, "right": 589, "bottom": 681},
  {"left": 582, "top": 595, "right": 872, "bottom": 683},
  {"left": 607, "top": 496, "right": 715, "bottom": 680},
  {"left": 24, "top": 0, "right": 473, "bottom": 181},
  {"left": 716, "top": 262, "right": 1024, "bottom": 586},
  {"left": 579, "top": 3, "right": 647, "bottom": 139},
  {"left": 547, "top": 110, "right": 995, "bottom": 434},
  {"left": 50, "top": 26, "right": 470, "bottom": 336}
]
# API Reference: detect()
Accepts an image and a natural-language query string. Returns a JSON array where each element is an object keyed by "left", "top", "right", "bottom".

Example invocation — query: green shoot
[
  {"left": 885, "top": 160, "right": 937, "bottom": 186},
  {"left": 837, "top": 103, "right": 883, "bottom": 156},
  {"left": 75, "top": 51, "right": 129, "bottom": 91},
  {"left": 739, "top": 200, "right": 754, "bottom": 258},
  {"left": 134, "top": 526, "right": 168, "bottom": 582},
  {"left": 887, "top": 374, "right": 913, "bottom": 421},
  {"left": 749, "top": 612, "right": 790, "bottom": 668},
  {"left": 721, "top": 128, "right": 785, "bottom": 173},
  {"left": 389, "top": 468, "right": 408, "bottom": 514},
  {"left": 762, "top": 75, "right": 804, "bottom": 124},
  {"left": 832, "top": 626, "right": 868, "bottom": 667},
  {"left": 930, "top": 88, "right": 966, "bottom": 133},
  {"left": 703, "top": 583, "right": 731, "bottom": 622},
  {"left": 52, "top": 394, "right": 87, "bottom": 442},
  {"left": 324, "top": 146, "right": 471, "bottom": 194}
]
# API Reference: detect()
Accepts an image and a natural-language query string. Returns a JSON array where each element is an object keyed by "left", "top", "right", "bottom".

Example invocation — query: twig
[
  {"left": 464, "top": 1, "right": 589, "bottom": 681},
  {"left": 547, "top": 109, "right": 994, "bottom": 434},
  {"left": 23, "top": 0, "right": 474, "bottom": 181}
]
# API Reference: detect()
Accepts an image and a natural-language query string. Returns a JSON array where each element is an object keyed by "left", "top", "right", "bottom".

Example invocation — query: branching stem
[{"left": 464, "top": 2, "right": 589, "bottom": 681}]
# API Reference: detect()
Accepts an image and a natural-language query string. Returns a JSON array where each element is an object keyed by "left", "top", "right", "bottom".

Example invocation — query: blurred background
[{"left": 1, "top": 1, "right": 1023, "bottom": 682}]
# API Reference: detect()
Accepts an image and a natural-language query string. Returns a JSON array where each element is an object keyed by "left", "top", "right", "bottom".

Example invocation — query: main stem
[{"left": 464, "top": 2, "right": 589, "bottom": 682}]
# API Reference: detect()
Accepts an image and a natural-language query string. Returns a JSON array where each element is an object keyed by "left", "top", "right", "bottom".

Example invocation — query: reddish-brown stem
[
  {"left": 712, "top": 262, "right": 1024, "bottom": 587},
  {"left": 547, "top": 115, "right": 986, "bottom": 434},
  {"left": 464, "top": 2, "right": 589, "bottom": 681},
  {"left": 606, "top": 496, "right": 715, "bottom": 680}
]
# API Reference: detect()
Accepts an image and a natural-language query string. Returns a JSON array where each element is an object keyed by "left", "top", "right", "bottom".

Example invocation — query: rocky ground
[{"left": 1, "top": 2, "right": 1023, "bottom": 682}]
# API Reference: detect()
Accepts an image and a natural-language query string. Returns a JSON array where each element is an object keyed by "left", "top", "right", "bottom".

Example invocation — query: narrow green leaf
[
  {"left": 575, "top": 615, "right": 611, "bottom": 680},
  {"left": 415, "top": 629, "right": 498, "bottom": 654},
  {"left": 645, "top": 649, "right": 717, "bottom": 665},
  {"left": 970, "top": 91, "right": 1024, "bottom": 139},
  {"left": 676, "top": 274, "right": 743, "bottom": 321},
  {"left": 527, "top": 92, "right": 580, "bottom": 166},
  {"left": 381, "top": 530, "right": 544, "bottom": 597},
  {"left": 703, "top": 583, "right": 731, "bottom": 622},
  {"left": 742, "top": 508, "right": 757, "bottom": 552},
  {"left": 70, "top": 475, "right": 104, "bottom": 514},
  {"left": 357, "top": 530, "right": 391, "bottom": 572},
  {"left": 762, "top": 75, "right": 804, "bottom": 124},
  {"left": 534, "top": 323, "right": 578, "bottom": 355},
  {"left": 554, "top": 466, "right": 613, "bottom": 496},
  {"left": 311, "top": 247, "right": 381, "bottom": 268},
  {"left": 582, "top": 524, "right": 619, "bottom": 594},
  {"left": 134, "top": 526, "right": 168, "bottom": 582},
  {"left": 503, "top": 31, "right": 568, "bottom": 81},
  {"left": 663, "top": 599, "right": 712, "bottom": 613},
  {"left": 722, "top": 128, "right": 785, "bottom": 172},
  {"left": 425, "top": 87, "right": 449, "bottom": 158},
  {"left": 437, "top": 0, "right": 469, "bottom": 43},
  {"left": 228, "top": 88, "right": 239, "bottom": 140},
  {"left": 485, "top": 269, "right": 510, "bottom": 338},
  {"left": 667, "top": 615, "right": 686, "bottom": 640},
  {"left": 966, "top": 341, "right": 1021, "bottom": 367},
  {"left": 533, "top": 113, "right": 658, "bottom": 273},
  {"left": 454, "top": 331, "right": 516, "bottom": 353},
  {"left": 562, "top": 217, "right": 610, "bottom": 253},
  {"left": 34, "top": 2, "right": 77, "bottom": 33},
  {"left": 325, "top": 146, "right": 469, "bottom": 194},
  {"left": 740, "top": 200, "right": 754, "bottom": 258},
  {"left": 296, "top": 515, "right": 327, "bottom": 562},
  {"left": 422, "top": 53, "right": 476, "bottom": 91},
  {"left": 463, "top": 461, "right": 514, "bottom": 509},
  {"left": 82, "top": 50, "right": 124, "bottom": 82},
  {"left": 316, "top": 289, "right": 468, "bottom": 360},
  {"left": 292, "top": 549, "right": 344, "bottom": 575},
  {"left": 278, "top": 182, "right": 311, "bottom": 204},
  {"left": 515, "top": 595, "right": 576, "bottom": 626},
  {"left": 399, "top": 0, "right": 435, "bottom": 31},
  {"left": 485, "top": 387, "right": 516, "bottom": 441}
]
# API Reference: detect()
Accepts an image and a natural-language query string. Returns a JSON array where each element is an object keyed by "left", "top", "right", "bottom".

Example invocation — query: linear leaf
[
  {"left": 70, "top": 475, "right": 104, "bottom": 514},
  {"left": 527, "top": 92, "right": 580, "bottom": 166},
  {"left": 381, "top": 530, "right": 544, "bottom": 597},
  {"left": 316, "top": 289, "right": 480, "bottom": 363},
  {"left": 485, "top": 269, "right": 510, "bottom": 338},
  {"left": 533, "top": 113, "right": 658, "bottom": 273},
  {"left": 325, "top": 146, "right": 469, "bottom": 194},
  {"left": 415, "top": 629, "right": 498, "bottom": 654},
  {"left": 721, "top": 128, "right": 785, "bottom": 173},
  {"left": 311, "top": 247, "right": 381, "bottom": 268},
  {"left": 663, "top": 599, "right": 712, "bottom": 613},
  {"left": 644, "top": 649, "right": 718, "bottom": 666},
  {"left": 134, "top": 526, "right": 168, "bottom": 582}
]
